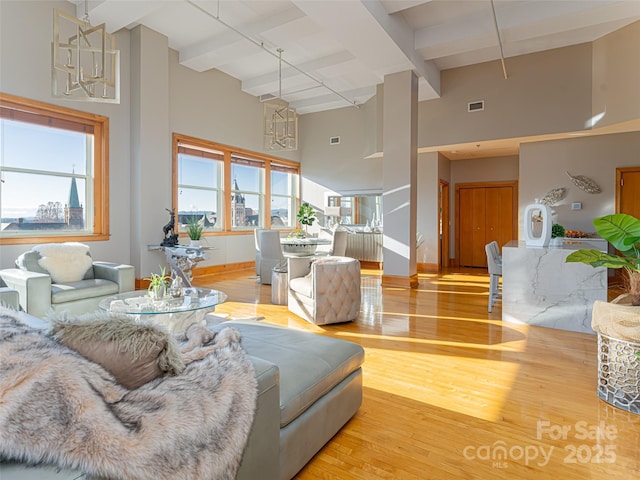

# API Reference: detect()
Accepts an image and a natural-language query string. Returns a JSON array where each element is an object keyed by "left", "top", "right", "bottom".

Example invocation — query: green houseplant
[
  {"left": 551, "top": 223, "right": 565, "bottom": 239},
  {"left": 145, "top": 266, "right": 170, "bottom": 300},
  {"left": 566, "top": 213, "right": 640, "bottom": 306},
  {"left": 296, "top": 203, "right": 317, "bottom": 236},
  {"left": 185, "top": 216, "right": 204, "bottom": 244}
]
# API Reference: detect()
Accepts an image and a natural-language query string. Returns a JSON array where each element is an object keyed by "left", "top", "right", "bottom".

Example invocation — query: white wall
[
  {"left": 592, "top": 21, "right": 640, "bottom": 128},
  {"left": 0, "top": 1, "right": 133, "bottom": 270},
  {"left": 418, "top": 43, "right": 593, "bottom": 148},
  {"left": 298, "top": 96, "right": 380, "bottom": 194},
  {"left": 519, "top": 131, "right": 640, "bottom": 235},
  {"left": 417, "top": 152, "right": 439, "bottom": 265}
]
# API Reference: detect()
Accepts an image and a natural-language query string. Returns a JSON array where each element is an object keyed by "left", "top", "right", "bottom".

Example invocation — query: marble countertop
[{"left": 504, "top": 238, "right": 607, "bottom": 251}]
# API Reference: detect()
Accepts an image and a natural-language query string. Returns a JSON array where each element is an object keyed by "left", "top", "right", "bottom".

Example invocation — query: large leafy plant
[
  {"left": 566, "top": 213, "right": 640, "bottom": 306},
  {"left": 296, "top": 203, "right": 316, "bottom": 235}
]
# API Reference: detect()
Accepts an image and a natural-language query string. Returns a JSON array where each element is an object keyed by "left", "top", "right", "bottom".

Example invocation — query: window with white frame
[
  {"left": 0, "top": 93, "right": 108, "bottom": 244},
  {"left": 176, "top": 145, "right": 223, "bottom": 232},
  {"left": 270, "top": 162, "right": 298, "bottom": 229},
  {"left": 231, "top": 155, "right": 264, "bottom": 229}
]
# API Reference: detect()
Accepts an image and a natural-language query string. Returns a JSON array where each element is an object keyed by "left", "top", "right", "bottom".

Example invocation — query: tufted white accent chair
[{"left": 287, "top": 256, "right": 361, "bottom": 325}]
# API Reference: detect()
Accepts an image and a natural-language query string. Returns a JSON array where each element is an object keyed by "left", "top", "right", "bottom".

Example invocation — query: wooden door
[
  {"left": 617, "top": 167, "right": 640, "bottom": 218},
  {"left": 456, "top": 182, "right": 517, "bottom": 268},
  {"left": 458, "top": 187, "right": 487, "bottom": 267},
  {"left": 439, "top": 180, "right": 450, "bottom": 270},
  {"left": 485, "top": 186, "right": 514, "bottom": 249}
]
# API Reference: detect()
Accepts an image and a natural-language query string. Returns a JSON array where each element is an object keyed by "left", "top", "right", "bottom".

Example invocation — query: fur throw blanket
[{"left": 0, "top": 308, "right": 257, "bottom": 480}]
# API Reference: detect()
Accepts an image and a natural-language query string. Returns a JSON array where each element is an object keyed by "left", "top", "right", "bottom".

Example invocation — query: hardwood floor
[{"left": 193, "top": 267, "right": 640, "bottom": 479}]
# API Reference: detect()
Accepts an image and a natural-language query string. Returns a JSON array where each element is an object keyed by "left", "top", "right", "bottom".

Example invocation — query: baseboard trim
[
  {"left": 193, "top": 261, "right": 255, "bottom": 277},
  {"left": 381, "top": 274, "right": 419, "bottom": 289},
  {"left": 417, "top": 263, "right": 439, "bottom": 273},
  {"left": 135, "top": 261, "right": 255, "bottom": 288},
  {"left": 360, "top": 260, "right": 383, "bottom": 270}
]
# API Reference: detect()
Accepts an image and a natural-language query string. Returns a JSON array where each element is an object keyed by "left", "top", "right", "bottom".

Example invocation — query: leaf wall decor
[
  {"left": 566, "top": 171, "right": 601, "bottom": 194},
  {"left": 540, "top": 187, "right": 567, "bottom": 206}
]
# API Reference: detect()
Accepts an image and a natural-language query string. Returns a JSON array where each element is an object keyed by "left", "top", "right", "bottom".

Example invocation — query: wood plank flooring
[{"left": 193, "top": 267, "right": 640, "bottom": 479}]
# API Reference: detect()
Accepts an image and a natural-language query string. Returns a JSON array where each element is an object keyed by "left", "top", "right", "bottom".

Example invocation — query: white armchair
[
  {"left": 288, "top": 256, "right": 361, "bottom": 325},
  {"left": 0, "top": 243, "right": 135, "bottom": 318},
  {"left": 0, "top": 278, "right": 19, "bottom": 309}
]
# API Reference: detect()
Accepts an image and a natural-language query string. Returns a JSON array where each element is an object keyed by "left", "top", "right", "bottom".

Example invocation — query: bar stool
[{"left": 485, "top": 241, "right": 502, "bottom": 312}]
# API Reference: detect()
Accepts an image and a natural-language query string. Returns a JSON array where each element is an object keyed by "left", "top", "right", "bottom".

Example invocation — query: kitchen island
[{"left": 501, "top": 239, "right": 608, "bottom": 334}]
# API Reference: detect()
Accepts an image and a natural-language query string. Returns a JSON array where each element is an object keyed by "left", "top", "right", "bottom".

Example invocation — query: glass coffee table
[{"left": 99, "top": 288, "right": 227, "bottom": 334}]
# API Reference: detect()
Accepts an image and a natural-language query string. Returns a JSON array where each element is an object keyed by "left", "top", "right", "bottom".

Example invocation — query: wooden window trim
[
  {"left": 172, "top": 133, "right": 300, "bottom": 237},
  {"left": 0, "top": 93, "right": 109, "bottom": 245}
]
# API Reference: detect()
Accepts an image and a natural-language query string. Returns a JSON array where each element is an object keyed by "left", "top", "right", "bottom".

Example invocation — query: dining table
[{"left": 280, "top": 237, "right": 332, "bottom": 257}]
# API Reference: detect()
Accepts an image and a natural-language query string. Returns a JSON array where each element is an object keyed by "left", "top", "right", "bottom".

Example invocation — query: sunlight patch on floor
[
  {"left": 361, "top": 347, "right": 522, "bottom": 422},
  {"left": 334, "top": 331, "right": 527, "bottom": 352}
]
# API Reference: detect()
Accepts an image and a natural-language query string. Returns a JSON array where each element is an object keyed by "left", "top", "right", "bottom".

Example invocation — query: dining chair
[
  {"left": 485, "top": 241, "right": 502, "bottom": 313},
  {"left": 258, "top": 230, "right": 285, "bottom": 285},
  {"left": 331, "top": 230, "right": 348, "bottom": 256},
  {"left": 254, "top": 228, "right": 267, "bottom": 275}
]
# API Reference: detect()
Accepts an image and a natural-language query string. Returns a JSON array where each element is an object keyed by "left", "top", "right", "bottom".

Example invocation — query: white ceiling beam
[
  {"left": 380, "top": 0, "right": 433, "bottom": 16},
  {"left": 179, "top": 2, "right": 306, "bottom": 71},
  {"left": 241, "top": 51, "right": 355, "bottom": 92},
  {"left": 291, "top": 0, "right": 440, "bottom": 98},
  {"left": 79, "top": 0, "right": 165, "bottom": 33},
  {"left": 290, "top": 86, "right": 376, "bottom": 114},
  {"left": 361, "top": 0, "right": 440, "bottom": 96}
]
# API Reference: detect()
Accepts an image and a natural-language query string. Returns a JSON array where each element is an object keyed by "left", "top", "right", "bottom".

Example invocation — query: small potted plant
[
  {"left": 186, "top": 216, "right": 204, "bottom": 246},
  {"left": 550, "top": 223, "right": 565, "bottom": 246},
  {"left": 145, "top": 266, "right": 170, "bottom": 300},
  {"left": 296, "top": 203, "right": 317, "bottom": 237}
]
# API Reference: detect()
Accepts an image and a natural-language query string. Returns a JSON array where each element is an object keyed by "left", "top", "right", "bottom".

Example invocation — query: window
[
  {"left": 173, "top": 134, "right": 299, "bottom": 235},
  {"left": 271, "top": 163, "right": 298, "bottom": 228},
  {"left": 231, "top": 155, "right": 264, "bottom": 229},
  {"left": 0, "top": 93, "right": 109, "bottom": 244},
  {"left": 177, "top": 145, "right": 223, "bottom": 232}
]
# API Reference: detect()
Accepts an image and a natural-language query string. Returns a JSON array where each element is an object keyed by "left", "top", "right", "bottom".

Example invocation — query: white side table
[
  {"left": 271, "top": 267, "right": 288, "bottom": 305},
  {"left": 148, "top": 244, "right": 215, "bottom": 287}
]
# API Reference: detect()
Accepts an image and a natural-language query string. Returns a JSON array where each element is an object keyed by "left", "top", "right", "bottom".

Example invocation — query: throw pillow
[
  {"left": 33, "top": 243, "right": 93, "bottom": 283},
  {"left": 47, "top": 311, "right": 185, "bottom": 389}
]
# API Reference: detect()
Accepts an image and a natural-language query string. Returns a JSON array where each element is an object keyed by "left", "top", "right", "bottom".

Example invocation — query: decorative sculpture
[
  {"left": 566, "top": 171, "right": 602, "bottom": 194},
  {"left": 539, "top": 187, "right": 567, "bottom": 206},
  {"left": 161, "top": 208, "right": 179, "bottom": 247}
]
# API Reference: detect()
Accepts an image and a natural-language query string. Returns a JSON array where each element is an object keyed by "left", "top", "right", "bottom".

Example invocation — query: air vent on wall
[
  {"left": 329, "top": 136, "right": 341, "bottom": 145},
  {"left": 468, "top": 100, "right": 484, "bottom": 112},
  {"left": 259, "top": 93, "right": 277, "bottom": 102}
]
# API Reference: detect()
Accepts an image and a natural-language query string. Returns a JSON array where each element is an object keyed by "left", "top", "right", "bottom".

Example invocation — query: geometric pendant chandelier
[
  {"left": 51, "top": 6, "right": 120, "bottom": 103},
  {"left": 263, "top": 49, "right": 297, "bottom": 151}
]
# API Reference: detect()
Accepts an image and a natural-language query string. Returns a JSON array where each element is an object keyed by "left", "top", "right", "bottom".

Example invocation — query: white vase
[
  {"left": 190, "top": 239, "right": 201, "bottom": 247},
  {"left": 524, "top": 202, "right": 552, "bottom": 247}
]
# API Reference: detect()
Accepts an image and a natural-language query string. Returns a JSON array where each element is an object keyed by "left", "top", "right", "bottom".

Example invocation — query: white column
[
  {"left": 382, "top": 71, "right": 418, "bottom": 287},
  {"left": 130, "top": 26, "right": 171, "bottom": 278}
]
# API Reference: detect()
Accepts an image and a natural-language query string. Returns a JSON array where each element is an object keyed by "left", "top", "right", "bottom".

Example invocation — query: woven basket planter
[{"left": 597, "top": 333, "right": 640, "bottom": 414}]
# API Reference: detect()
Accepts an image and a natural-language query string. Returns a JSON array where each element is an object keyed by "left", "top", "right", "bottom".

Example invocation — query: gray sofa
[
  {"left": 0, "top": 244, "right": 135, "bottom": 318},
  {"left": 0, "top": 317, "right": 365, "bottom": 480}
]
